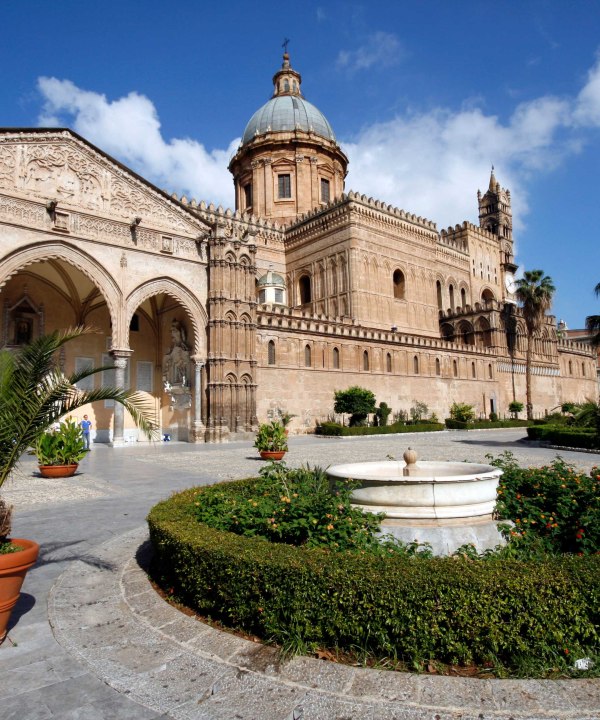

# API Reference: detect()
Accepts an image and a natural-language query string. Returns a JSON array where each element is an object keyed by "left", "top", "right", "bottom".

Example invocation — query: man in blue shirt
[{"left": 80, "top": 415, "right": 92, "bottom": 451}]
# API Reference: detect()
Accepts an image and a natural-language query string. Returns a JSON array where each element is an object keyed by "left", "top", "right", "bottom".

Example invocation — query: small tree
[
  {"left": 449, "top": 402, "right": 475, "bottom": 423},
  {"left": 409, "top": 401, "right": 428, "bottom": 423},
  {"left": 508, "top": 400, "right": 524, "bottom": 419},
  {"left": 334, "top": 386, "right": 376, "bottom": 426},
  {"left": 515, "top": 269, "right": 555, "bottom": 420},
  {"left": 375, "top": 402, "right": 391, "bottom": 427}
]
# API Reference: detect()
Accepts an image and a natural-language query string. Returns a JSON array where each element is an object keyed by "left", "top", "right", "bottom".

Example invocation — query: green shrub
[
  {"left": 445, "top": 419, "right": 530, "bottom": 430},
  {"left": 527, "top": 426, "right": 598, "bottom": 449},
  {"left": 409, "top": 401, "right": 428, "bottom": 422},
  {"left": 316, "top": 421, "right": 444, "bottom": 436},
  {"left": 189, "top": 462, "right": 389, "bottom": 553},
  {"left": 375, "top": 402, "right": 391, "bottom": 427},
  {"left": 315, "top": 421, "right": 344, "bottom": 436},
  {"left": 492, "top": 452, "right": 600, "bottom": 555},
  {"left": 148, "top": 489, "right": 600, "bottom": 676},
  {"left": 449, "top": 402, "right": 475, "bottom": 423}
]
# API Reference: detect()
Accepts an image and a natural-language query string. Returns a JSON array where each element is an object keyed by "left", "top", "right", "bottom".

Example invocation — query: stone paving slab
[{"left": 48, "top": 525, "right": 600, "bottom": 720}]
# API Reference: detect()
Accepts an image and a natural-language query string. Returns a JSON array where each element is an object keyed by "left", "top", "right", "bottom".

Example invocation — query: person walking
[{"left": 80, "top": 414, "right": 92, "bottom": 451}]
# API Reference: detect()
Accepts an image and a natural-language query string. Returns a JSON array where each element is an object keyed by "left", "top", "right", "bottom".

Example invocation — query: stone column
[
  {"left": 109, "top": 351, "right": 131, "bottom": 447},
  {"left": 191, "top": 356, "right": 205, "bottom": 443}
]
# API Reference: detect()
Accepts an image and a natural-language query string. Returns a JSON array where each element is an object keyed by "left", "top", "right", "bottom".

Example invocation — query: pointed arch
[
  {"left": 125, "top": 278, "right": 207, "bottom": 354},
  {"left": 0, "top": 240, "right": 121, "bottom": 336}
]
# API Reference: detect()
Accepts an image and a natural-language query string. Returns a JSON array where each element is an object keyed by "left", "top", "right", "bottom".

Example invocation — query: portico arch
[
  {"left": 0, "top": 241, "right": 121, "bottom": 336},
  {"left": 125, "top": 278, "right": 207, "bottom": 354}
]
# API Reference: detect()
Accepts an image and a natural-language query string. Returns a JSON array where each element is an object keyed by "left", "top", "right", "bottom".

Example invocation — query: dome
[{"left": 242, "top": 95, "right": 336, "bottom": 146}]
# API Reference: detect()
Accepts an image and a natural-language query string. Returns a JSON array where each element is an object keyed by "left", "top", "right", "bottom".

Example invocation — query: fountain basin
[{"left": 328, "top": 460, "right": 502, "bottom": 520}]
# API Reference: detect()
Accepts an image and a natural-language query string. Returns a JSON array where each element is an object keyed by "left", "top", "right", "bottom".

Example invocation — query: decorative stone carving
[
  {"left": 0, "top": 133, "right": 208, "bottom": 238},
  {"left": 163, "top": 318, "right": 191, "bottom": 387}
]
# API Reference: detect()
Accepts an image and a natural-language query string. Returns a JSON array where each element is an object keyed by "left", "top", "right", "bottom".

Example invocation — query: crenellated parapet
[{"left": 284, "top": 190, "right": 438, "bottom": 249}]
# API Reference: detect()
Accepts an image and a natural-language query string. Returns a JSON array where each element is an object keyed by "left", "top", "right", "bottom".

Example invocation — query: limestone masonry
[{"left": 0, "top": 53, "right": 596, "bottom": 442}]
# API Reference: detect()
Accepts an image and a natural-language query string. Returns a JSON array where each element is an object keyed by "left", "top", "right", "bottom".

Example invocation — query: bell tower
[{"left": 477, "top": 167, "right": 513, "bottom": 241}]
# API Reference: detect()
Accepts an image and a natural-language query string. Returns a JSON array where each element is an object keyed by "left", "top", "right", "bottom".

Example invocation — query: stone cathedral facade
[{"left": 0, "top": 53, "right": 596, "bottom": 443}]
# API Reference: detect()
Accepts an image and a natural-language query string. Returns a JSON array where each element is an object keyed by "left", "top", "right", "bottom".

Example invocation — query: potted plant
[
  {"left": 34, "top": 418, "right": 87, "bottom": 477},
  {"left": 254, "top": 421, "right": 288, "bottom": 460},
  {"left": 0, "top": 327, "right": 157, "bottom": 643},
  {"left": 279, "top": 411, "right": 297, "bottom": 435}
]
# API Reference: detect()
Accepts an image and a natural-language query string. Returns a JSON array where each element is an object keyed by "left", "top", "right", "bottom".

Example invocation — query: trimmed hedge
[
  {"left": 527, "top": 425, "right": 599, "bottom": 449},
  {"left": 445, "top": 419, "right": 531, "bottom": 430},
  {"left": 316, "top": 421, "right": 444, "bottom": 436},
  {"left": 148, "top": 485, "right": 600, "bottom": 675}
]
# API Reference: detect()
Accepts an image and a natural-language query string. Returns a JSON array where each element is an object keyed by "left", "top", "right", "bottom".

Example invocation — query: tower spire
[
  {"left": 478, "top": 167, "right": 512, "bottom": 241},
  {"left": 488, "top": 164, "right": 496, "bottom": 191}
]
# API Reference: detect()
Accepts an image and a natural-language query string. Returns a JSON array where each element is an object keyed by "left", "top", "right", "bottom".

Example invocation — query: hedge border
[
  {"left": 316, "top": 421, "right": 444, "bottom": 436},
  {"left": 527, "top": 426, "right": 599, "bottom": 450},
  {"left": 445, "top": 419, "right": 531, "bottom": 430},
  {"left": 148, "top": 483, "right": 600, "bottom": 675}
]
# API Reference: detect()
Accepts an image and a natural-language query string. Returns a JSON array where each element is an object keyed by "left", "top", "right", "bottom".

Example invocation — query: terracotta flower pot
[
  {"left": 259, "top": 450, "right": 286, "bottom": 461},
  {"left": 0, "top": 538, "right": 40, "bottom": 641},
  {"left": 38, "top": 464, "right": 78, "bottom": 478}
]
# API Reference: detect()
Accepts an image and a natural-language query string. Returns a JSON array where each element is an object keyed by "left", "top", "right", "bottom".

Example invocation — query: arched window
[
  {"left": 435, "top": 358, "right": 441, "bottom": 376},
  {"left": 460, "top": 288, "right": 466, "bottom": 308},
  {"left": 449, "top": 284, "right": 455, "bottom": 310},
  {"left": 299, "top": 275, "right": 312, "bottom": 304},
  {"left": 459, "top": 320, "right": 475, "bottom": 346},
  {"left": 363, "top": 350, "right": 369, "bottom": 371},
  {"left": 453, "top": 359, "right": 458, "bottom": 377},
  {"left": 386, "top": 352, "right": 392, "bottom": 373},
  {"left": 582, "top": 362, "right": 586, "bottom": 377},
  {"left": 441, "top": 323, "right": 454, "bottom": 342},
  {"left": 333, "top": 347, "right": 340, "bottom": 369},
  {"left": 482, "top": 288, "right": 495, "bottom": 304},
  {"left": 284, "top": 79, "right": 290, "bottom": 92},
  {"left": 304, "top": 344, "right": 312, "bottom": 367},
  {"left": 393, "top": 269, "right": 406, "bottom": 299},
  {"left": 488, "top": 363, "right": 493, "bottom": 379},
  {"left": 436, "top": 280, "right": 443, "bottom": 310},
  {"left": 413, "top": 355, "right": 419, "bottom": 374},
  {"left": 471, "top": 362, "right": 476, "bottom": 378},
  {"left": 267, "top": 340, "right": 275, "bottom": 365},
  {"left": 568, "top": 360, "right": 573, "bottom": 375}
]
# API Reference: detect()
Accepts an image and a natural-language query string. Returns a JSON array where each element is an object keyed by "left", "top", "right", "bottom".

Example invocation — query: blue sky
[{"left": 2, "top": 0, "right": 600, "bottom": 329}]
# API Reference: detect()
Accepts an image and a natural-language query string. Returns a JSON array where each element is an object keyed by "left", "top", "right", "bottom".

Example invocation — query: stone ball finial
[{"left": 403, "top": 447, "right": 418, "bottom": 476}]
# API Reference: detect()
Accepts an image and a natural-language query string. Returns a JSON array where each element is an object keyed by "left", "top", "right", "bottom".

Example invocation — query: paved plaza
[{"left": 1, "top": 429, "right": 599, "bottom": 719}]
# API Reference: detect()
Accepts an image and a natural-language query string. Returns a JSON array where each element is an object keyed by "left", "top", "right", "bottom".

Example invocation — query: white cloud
[
  {"left": 343, "top": 54, "right": 600, "bottom": 231},
  {"left": 37, "top": 77, "right": 238, "bottom": 208},
  {"left": 573, "top": 53, "right": 600, "bottom": 126},
  {"left": 336, "top": 32, "right": 403, "bottom": 72},
  {"left": 35, "top": 50, "right": 600, "bottom": 232}
]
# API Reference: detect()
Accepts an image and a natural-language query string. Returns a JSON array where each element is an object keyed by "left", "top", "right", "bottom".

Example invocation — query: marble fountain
[{"left": 327, "top": 449, "right": 505, "bottom": 555}]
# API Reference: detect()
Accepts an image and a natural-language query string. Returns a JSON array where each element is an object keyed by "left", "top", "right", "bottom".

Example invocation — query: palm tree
[
  {"left": 585, "top": 281, "right": 600, "bottom": 347},
  {"left": 514, "top": 270, "right": 556, "bottom": 420},
  {"left": 0, "top": 327, "right": 157, "bottom": 488}
]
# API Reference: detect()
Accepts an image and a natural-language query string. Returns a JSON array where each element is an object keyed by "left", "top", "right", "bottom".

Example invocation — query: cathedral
[{"left": 0, "top": 53, "right": 596, "bottom": 443}]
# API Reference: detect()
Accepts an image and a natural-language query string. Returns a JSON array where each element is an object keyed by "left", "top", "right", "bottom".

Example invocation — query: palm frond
[{"left": 0, "top": 327, "right": 158, "bottom": 488}]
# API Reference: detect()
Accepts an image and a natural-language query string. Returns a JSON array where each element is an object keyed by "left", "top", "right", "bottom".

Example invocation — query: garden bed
[{"left": 148, "top": 457, "right": 600, "bottom": 678}]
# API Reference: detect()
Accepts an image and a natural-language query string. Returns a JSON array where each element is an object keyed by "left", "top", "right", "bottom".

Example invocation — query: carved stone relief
[{"left": 0, "top": 134, "right": 205, "bottom": 238}]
